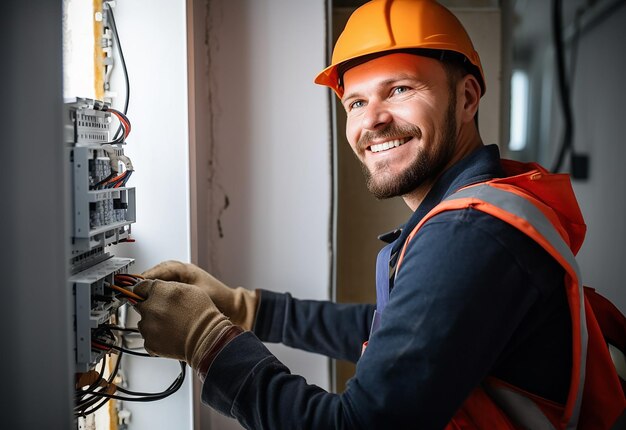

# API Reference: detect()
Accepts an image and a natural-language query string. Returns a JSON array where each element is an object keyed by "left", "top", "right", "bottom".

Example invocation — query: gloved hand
[
  {"left": 133, "top": 279, "right": 242, "bottom": 375},
  {"left": 142, "top": 260, "right": 258, "bottom": 331}
]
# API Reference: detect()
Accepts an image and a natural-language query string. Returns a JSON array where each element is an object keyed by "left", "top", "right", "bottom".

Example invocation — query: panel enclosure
[{"left": 65, "top": 97, "right": 137, "bottom": 371}]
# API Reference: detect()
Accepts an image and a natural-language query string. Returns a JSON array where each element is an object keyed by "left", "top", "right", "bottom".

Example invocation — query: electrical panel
[{"left": 66, "top": 97, "right": 136, "bottom": 372}]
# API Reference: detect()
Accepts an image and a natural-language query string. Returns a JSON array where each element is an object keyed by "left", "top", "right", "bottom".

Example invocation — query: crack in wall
[{"left": 203, "top": 0, "right": 229, "bottom": 271}]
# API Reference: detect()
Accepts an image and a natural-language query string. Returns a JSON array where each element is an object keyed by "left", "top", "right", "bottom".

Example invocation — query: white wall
[
  {"left": 453, "top": 8, "right": 501, "bottom": 147},
  {"left": 565, "top": 5, "right": 626, "bottom": 312},
  {"left": 108, "top": 1, "right": 193, "bottom": 429},
  {"left": 192, "top": 1, "right": 331, "bottom": 428},
  {"left": 519, "top": 1, "right": 626, "bottom": 313}
]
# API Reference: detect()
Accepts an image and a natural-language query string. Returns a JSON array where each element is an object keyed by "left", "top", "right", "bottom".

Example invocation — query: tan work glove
[
  {"left": 142, "top": 260, "right": 259, "bottom": 331},
  {"left": 134, "top": 279, "right": 242, "bottom": 373}
]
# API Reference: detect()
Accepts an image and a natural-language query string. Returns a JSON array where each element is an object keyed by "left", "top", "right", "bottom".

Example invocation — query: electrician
[{"left": 134, "top": 0, "right": 625, "bottom": 428}]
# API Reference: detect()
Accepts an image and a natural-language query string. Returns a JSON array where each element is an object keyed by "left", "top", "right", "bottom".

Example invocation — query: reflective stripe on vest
[
  {"left": 395, "top": 183, "right": 587, "bottom": 430},
  {"left": 484, "top": 382, "right": 558, "bottom": 430}
]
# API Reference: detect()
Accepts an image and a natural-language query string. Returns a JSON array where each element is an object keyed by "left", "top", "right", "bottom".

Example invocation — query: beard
[{"left": 358, "top": 91, "right": 458, "bottom": 200}]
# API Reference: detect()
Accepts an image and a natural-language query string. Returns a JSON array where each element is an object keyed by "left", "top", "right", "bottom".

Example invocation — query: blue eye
[
  {"left": 349, "top": 100, "right": 365, "bottom": 110},
  {"left": 393, "top": 86, "right": 409, "bottom": 95}
]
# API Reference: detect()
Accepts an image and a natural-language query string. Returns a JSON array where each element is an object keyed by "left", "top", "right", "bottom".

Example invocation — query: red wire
[
  {"left": 109, "top": 109, "right": 131, "bottom": 138},
  {"left": 91, "top": 342, "right": 110, "bottom": 352},
  {"left": 107, "top": 171, "right": 127, "bottom": 183}
]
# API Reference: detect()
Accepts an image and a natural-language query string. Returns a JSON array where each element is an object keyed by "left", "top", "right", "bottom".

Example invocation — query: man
[{"left": 134, "top": 1, "right": 624, "bottom": 428}]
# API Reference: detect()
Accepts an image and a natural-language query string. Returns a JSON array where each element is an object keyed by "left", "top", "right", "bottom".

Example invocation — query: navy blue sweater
[{"left": 202, "top": 145, "right": 571, "bottom": 429}]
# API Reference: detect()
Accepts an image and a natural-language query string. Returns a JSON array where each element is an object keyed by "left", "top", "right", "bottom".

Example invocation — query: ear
[{"left": 458, "top": 74, "right": 481, "bottom": 124}]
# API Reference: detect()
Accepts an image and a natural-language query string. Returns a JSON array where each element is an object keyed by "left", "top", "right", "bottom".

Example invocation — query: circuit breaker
[{"left": 66, "top": 97, "right": 136, "bottom": 372}]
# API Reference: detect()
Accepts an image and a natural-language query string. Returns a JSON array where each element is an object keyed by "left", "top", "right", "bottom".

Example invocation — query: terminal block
[
  {"left": 66, "top": 97, "right": 137, "bottom": 371},
  {"left": 65, "top": 98, "right": 136, "bottom": 276},
  {"left": 70, "top": 257, "right": 134, "bottom": 372},
  {"left": 65, "top": 97, "right": 111, "bottom": 145},
  {"left": 70, "top": 146, "right": 136, "bottom": 259}
]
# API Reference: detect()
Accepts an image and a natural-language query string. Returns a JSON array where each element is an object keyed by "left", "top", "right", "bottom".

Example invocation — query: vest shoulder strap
[{"left": 396, "top": 182, "right": 587, "bottom": 429}]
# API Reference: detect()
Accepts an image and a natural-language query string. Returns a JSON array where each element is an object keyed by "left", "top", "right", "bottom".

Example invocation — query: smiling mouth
[{"left": 369, "top": 138, "right": 411, "bottom": 153}]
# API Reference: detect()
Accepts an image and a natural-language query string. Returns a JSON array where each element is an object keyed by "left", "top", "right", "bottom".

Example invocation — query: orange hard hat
[{"left": 315, "top": 0, "right": 485, "bottom": 98}]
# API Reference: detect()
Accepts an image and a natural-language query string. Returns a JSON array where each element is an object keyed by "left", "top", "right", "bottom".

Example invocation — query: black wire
[
  {"left": 85, "top": 361, "right": 186, "bottom": 402},
  {"left": 74, "top": 353, "right": 122, "bottom": 416},
  {"left": 104, "top": 170, "right": 132, "bottom": 189},
  {"left": 115, "top": 362, "right": 186, "bottom": 397},
  {"left": 78, "top": 396, "right": 110, "bottom": 417},
  {"left": 101, "top": 325, "right": 144, "bottom": 350},
  {"left": 94, "top": 340, "right": 152, "bottom": 357},
  {"left": 75, "top": 349, "right": 124, "bottom": 416},
  {"left": 77, "top": 314, "right": 175, "bottom": 416},
  {"left": 75, "top": 330, "right": 186, "bottom": 414},
  {"left": 102, "top": 107, "right": 132, "bottom": 145},
  {"left": 103, "top": 325, "right": 140, "bottom": 333},
  {"left": 75, "top": 354, "right": 108, "bottom": 400},
  {"left": 108, "top": 107, "right": 131, "bottom": 128},
  {"left": 122, "top": 170, "right": 133, "bottom": 186},
  {"left": 550, "top": 0, "right": 575, "bottom": 173},
  {"left": 76, "top": 362, "right": 185, "bottom": 414},
  {"left": 104, "top": 2, "right": 130, "bottom": 141},
  {"left": 568, "top": 7, "right": 583, "bottom": 91},
  {"left": 92, "top": 172, "right": 116, "bottom": 190}
]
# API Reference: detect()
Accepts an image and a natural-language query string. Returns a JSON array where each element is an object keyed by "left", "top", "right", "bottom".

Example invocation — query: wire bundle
[
  {"left": 93, "top": 170, "right": 133, "bottom": 190},
  {"left": 102, "top": 107, "right": 132, "bottom": 145},
  {"left": 107, "top": 274, "right": 144, "bottom": 305},
  {"left": 91, "top": 106, "right": 134, "bottom": 189},
  {"left": 75, "top": 325, "right": 186, "bottom": 417}
]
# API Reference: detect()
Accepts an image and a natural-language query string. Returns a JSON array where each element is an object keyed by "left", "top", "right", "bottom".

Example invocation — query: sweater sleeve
[
  {"left": 202, "top": 209, "right": 566, "bottom": 429},
  {"left": 253, "top": 290, "right": 375, "bottom": 363}
]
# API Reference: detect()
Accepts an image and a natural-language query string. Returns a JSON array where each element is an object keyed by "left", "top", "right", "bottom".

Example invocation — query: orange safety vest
[{"left": 395, "top": 160, "right": 626, "bottom": 429}]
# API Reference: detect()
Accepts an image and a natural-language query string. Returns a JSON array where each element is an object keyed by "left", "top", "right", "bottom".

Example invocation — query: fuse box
[{"left": 66, "top": 97, "right": 136, "bottom": 372}]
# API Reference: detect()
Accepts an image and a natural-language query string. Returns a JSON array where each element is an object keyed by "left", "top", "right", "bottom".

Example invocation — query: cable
[
  {"left": 116, "top": 170, "right": 132, "bottom": 188},
  {"left": 115, "top": 273, "right": 142, "bottom": 282},
  {"left": 92, "top": 340, "right": 152, "bottom": 358},
  {"left": 76, "top": 358, "right": 186, "bottom": 416},
  {"left": 79, "top": 396, "right": 110, "bottom": 417},
  {"left": 103, "top": 107, "right": 131, "bottom": 143},
  {"left": 92, "top": 167, "right": 132, "bottom": 190},
  {"left": 108, "top": 108, "right": 131, "bottom": 136},
  {"left": 113, "top": 274, "right": 142, "bottom": 291},
  {"left": 95, "top": 170, "right": 132, "bottom": 189},
  {"left": 75, "top": 290, "right": 186, "bottom": 416},
  {"left": 103, "top": 1, "right": 130, "bottom": 141},
  {"left": 550, "top": 0, "right": 574, "bottom": 173},
  {"left": 106, "top": 283, "right": 143, "bottom": 305},
  {"left": 75, "top": 352, "right": 123, "bottom": 417},
  {"left": 567, "top": 7, "right": 584, "bottom": 92},
  {"left": 115, "top": 363, "right": 186, "bottom": 398},
  {"left": 75, "top": 350, "right": 122, "bottom": 415},
  {"left": 93, "top": 172, "right": 116, "bottom": 189},
  {"left": 77, "top": 355, "right": 108, "bottom": 397},
  {"left": 102, "top": 325, "right": 140, "bottom": 334},
  {"left": 81, "top": 361, "right": 186, "bottom": 403},
  {"left": 104, "top": 325, "right": 149, "bottom": 354}
]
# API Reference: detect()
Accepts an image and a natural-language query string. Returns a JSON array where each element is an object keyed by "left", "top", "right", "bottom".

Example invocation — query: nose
[{"left": 361, "top": 99, "right": 392, "bottom": 131}]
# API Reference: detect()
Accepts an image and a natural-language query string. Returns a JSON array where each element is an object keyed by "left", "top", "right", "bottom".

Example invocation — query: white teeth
[{"left": 370, "top": 139, "right": 406, "bottom": 153}]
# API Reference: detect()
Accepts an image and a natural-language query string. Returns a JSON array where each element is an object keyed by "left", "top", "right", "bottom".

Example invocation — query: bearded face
[
  {"left": 342, "top": 53, "right": 460, "bottom": 201},
  {"left": 357, "top": 91, "right": 457, "bottom": 199}
]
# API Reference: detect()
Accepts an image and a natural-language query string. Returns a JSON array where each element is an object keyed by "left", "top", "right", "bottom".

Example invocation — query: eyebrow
[{"left": 341, "top": 73, "right": 417, "bottom": 104}]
